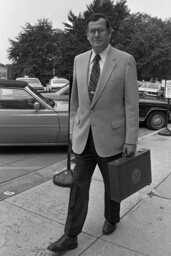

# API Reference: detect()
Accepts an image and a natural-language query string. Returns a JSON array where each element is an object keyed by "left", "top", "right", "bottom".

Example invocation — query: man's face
[{"left": 87, "top": 18, "right": 111, "bottom": 54}]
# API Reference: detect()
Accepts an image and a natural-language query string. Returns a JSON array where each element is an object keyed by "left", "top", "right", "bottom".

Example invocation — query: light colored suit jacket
[{"left": 70, "top": 46, "right": 139, "bottom": 157}]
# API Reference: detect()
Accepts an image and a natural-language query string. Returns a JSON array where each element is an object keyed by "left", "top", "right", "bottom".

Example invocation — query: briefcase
[{"left": 108, "top": 148, "right": 152, "bottom": 202}]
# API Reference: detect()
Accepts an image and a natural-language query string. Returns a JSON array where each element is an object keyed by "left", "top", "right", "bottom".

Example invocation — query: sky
[{"left": 0, "top": 0, "right": 171, "bottom": 65}]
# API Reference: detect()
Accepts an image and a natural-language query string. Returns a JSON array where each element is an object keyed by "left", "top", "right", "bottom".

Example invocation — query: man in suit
[{"left": 47, "top": 13, "right": 139, "bottom": 253}]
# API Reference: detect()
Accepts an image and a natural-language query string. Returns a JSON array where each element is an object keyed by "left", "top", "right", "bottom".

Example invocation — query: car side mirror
[{"left": 34, "top": 102, "right": 40, "bottom": 111}]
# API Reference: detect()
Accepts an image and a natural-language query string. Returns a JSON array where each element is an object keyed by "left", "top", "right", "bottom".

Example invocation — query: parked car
[
  {"left": 46, "top": 84, "right": 171, "bottom": 130},
  {"left": 139, "top": 82, "right": 163, "bottom": 97},
  {"left": 43, "top": 83, "right": 171, "bottom": 130},
  {"left": 42, "top": 84, "right": 70, "bottom": 101},
  {"left": 137, "top": 80, "right": 143, "bottom": 87},
  {"left": 16, "top": 76, "right": 45, "bottom": 91},
  {"left": 139, "top": 97, "right": 171, "bottom": 130},
  {"left": 0, "top": 79, "right": 68, "bottom": 146},
  {"left": 47, "top": 77, "right": 69, "bottom": 91},
  {"left": 0, "top": 79, "right": 168, "bottom": 143}
]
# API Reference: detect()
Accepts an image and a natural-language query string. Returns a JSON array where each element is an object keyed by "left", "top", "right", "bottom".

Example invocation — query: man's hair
[{"left": 86, "top": 13, "right": 111, "bottom": 30}]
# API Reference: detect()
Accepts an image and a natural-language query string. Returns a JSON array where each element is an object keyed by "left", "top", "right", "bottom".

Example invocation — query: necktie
[{"left": 89, "top": 54, "right": 101, "bottom": 102}]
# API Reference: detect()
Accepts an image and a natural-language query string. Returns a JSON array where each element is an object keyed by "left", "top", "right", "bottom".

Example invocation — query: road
[
  {"left": 139, "top": 124, "right": 155, "bottom": 138},
  {"left": 0, "top": 126, "right": 155, "bottom": 200}
]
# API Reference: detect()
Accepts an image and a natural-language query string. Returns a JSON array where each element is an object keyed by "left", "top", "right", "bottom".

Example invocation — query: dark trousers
[{"left": 64, "top": 129, "right": 121, "bottom": 237}]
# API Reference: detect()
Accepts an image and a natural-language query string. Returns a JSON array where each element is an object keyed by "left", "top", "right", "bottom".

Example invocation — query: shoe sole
[
  {"left": 102, "top": 230, "right": 115, "bottom": 235},
  {"left": 47, "top": 243, "right": 78, "bottom": 252},
  {"left": 102, "top": 227, "right": 116, "bottom": 235}
]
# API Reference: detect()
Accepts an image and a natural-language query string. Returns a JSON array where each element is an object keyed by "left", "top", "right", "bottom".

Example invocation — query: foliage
[
  {"left": 7, "top": 0, "right": 171, "bottom": 82},
  {"left": 59, "top": 11, "right": 89, "bottom": 78},
  {"left": 8, "top": 19, "right": 61, "bottom": 83},
  {"left": 117, "top": 13, "right": 171, "bottom": 80},
  {"left": 59, "top": 0, "right": 130, "bottom": 77}
]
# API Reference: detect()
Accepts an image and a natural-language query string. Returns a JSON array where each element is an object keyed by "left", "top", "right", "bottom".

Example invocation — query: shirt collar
[{"left": 90, "top": 44, "right": 111, "bottom": 64}]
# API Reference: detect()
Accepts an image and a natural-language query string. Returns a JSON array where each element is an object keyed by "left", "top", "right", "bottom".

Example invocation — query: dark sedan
[{"left": 139, "top": 97, "right": 171, "bottom": 130}]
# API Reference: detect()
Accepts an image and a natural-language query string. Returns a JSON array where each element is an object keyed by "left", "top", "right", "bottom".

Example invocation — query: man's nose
[{"left": 94, "top": 30, "right": 100, "bottom": 36}]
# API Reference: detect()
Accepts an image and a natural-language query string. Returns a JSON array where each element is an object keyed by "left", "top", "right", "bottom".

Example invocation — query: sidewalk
[{"left": 0, "top": 130, "right": 171, "bottom": 256}]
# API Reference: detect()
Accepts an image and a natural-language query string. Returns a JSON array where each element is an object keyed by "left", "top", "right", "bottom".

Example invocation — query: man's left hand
[{"left": 122, "top": 143, "right": 136, "bottom": 157}]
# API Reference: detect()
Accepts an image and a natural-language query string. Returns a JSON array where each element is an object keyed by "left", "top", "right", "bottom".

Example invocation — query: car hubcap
[{"left": 153, "top": 116, "right": 164, "bottom": 128}]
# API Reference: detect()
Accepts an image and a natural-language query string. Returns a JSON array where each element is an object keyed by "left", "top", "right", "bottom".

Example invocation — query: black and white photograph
[{"left": 0, "top": 0, "right": 171, "bottom": 255}]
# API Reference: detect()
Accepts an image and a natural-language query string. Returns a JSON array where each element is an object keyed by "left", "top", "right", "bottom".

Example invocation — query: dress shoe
[
  {"left": 47, "top": 234, "right": 78, "bottom": 252},
  {"left": 102, "top": 219, "right": 116, "bottom": 235}
]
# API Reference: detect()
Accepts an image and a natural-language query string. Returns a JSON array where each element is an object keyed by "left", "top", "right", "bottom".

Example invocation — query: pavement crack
[{"left": 148, "top": 189, "right": 171, "bottom": 200}]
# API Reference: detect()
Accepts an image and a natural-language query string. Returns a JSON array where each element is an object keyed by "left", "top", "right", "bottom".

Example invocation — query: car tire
[{"left": 146, "top": 111, "right": 166, "bottom": 130}]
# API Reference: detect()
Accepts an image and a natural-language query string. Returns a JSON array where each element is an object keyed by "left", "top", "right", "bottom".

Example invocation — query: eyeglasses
[{"left": 88, "top": 28, "right": 108, "bottom": 35}]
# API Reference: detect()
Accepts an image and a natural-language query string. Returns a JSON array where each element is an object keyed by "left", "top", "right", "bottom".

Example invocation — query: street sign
[{"left": 165, "top": 80, "right": 171, "bottom": 98}]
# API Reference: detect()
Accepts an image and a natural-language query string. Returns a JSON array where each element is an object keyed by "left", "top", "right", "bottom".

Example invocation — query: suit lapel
[
  {"left": 91, "top": 47, "right": 117, "bottom": 108},
  {"left": 80, "top": 51, "right": 92, "bottom": 104}
]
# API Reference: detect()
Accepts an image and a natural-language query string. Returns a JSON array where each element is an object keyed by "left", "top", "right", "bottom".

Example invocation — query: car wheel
[{"left": 146, "top": 111, "right": 166, "bottom": 130}]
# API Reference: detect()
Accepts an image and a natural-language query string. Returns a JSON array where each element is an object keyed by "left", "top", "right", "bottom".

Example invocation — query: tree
[
  {"left": 8, "top": 19, "right": 61, "bottom": 83},
  {"left": 55, "top": 11, "right": 89, "bottom": 78},
  {"left": 7, "top": 0, "right": 171, "bottom": 81},
  {"left": 57, "top": 0, "right": 130, "bottom": 77},
  {"left": 117, "top": 13, "right": 171, "bottom": 80},
  {"left": 7, "top": 0, "right": 134, "bottom": 80}
]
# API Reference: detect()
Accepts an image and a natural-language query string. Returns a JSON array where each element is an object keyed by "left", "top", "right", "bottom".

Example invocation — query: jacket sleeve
[
  {"left": 124, "top": 55, "right": 139, "bottom": 145},
  {"left": 69, "top": 56, "right": 78, "bottom": 137}
]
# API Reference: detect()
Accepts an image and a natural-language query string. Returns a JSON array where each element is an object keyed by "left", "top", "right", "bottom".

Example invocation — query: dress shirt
[{"left": 88, "top": 44, "right": 111, "bottom": 84}]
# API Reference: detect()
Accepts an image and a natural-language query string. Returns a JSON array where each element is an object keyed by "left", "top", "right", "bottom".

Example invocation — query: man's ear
[
  {"left": 109, "top": 27, "right": 112, "bottom": 38},
  {"left": 86, "top": 30, "right": 90, "bottom": 41},
  {"left": 86, "top": 30, "right": 89, "bottom": 38}
]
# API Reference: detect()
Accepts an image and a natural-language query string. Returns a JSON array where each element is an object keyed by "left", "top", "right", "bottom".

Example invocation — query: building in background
[{"left": 0, "top": 64, "right": 8, "bottom": 79}]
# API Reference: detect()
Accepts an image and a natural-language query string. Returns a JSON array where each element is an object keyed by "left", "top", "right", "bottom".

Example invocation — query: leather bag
[{"left": 108, "top": 148, "right": 152, "bottom": 202}]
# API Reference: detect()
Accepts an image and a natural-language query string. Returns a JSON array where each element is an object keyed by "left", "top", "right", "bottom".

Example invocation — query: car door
[
  {"left": 0, "top": 87, "right": 60, "bottom": 145},
  {"left": 139, "top": 98, "right": 149, "bottom": 122}
]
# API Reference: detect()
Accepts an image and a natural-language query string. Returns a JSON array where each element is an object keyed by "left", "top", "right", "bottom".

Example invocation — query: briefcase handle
[{"left": 122, "top": 148, "right": 148, "bottom": 160}]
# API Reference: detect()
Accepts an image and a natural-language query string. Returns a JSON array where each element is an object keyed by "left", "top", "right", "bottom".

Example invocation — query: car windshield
[
  {"left": 140, "top": 83, "right": 160, "bottom": 90},
  {"left": 28, "top": 85, "right": 55, "bottom": 107},
  {"left": 17, "top": 78, "right": 43, "bottom": 88},
  {"left": 19, "top": 78, "right": 40, "bottom": 84}
]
